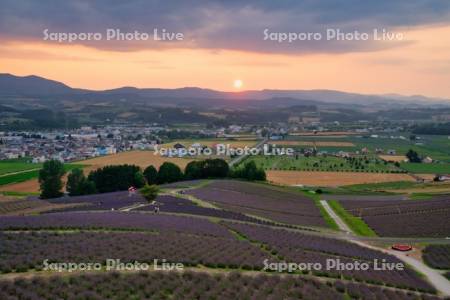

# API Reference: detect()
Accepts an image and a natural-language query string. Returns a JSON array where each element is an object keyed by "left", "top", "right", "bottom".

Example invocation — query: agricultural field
[
  {"left": 0, "top": 271, "right": 436, "bottom": 300},
  {"left": 80, "top": 150, "right": 194, "bottom": 171},
  {"left": 0, "top": 160, "right": 42, "bottom": 176},
  {"left": 335, "top": 180, "right": 450, "bottom": 194},
  {"left": 269, "top": 140, "right": 355, "bottom": 147},
  {"left": 338, "top": 198, "right": 450, "bottom": 237},
  {"left": 0, "top": 231, "right": 271, "bottom": 272},
  {"left": 289, "top": 131, "right": 358, "bottom": 136},
  {"left": 248, "top": 155, "right": 402, "bottom": 172},
  {"left": 0, "top": 179, "right": 447, "bottom": 299},
  {"left": 225, "top": 222, "right": 435, "bottom": 292},
  {"left": 379, "top": 155, "right": 408, "bottom": 162},
  {"left": 422, "top": 245, "right": 450, "bottom": 270},
  {"left": 0, "top": 199, "right": 48, "bottom": 215},
  {"left": 46, "top": 191, "right": 146, "bottom": 212},
  {"left": 0, "top": 212, "right": 232, "bottom": 237},
  {"left": 400, "top": 162, "right": 450, "bottom": 174},
  {"left": 286, "top": 134, "right": 450, "bottom": 163},
  {"left": 185, "top": 180, "right": 328, "bottom": 227},
  {"left": 161, "top": 139, "right": 257, "bottom": 149},
  {"left": 349, "top": 135, "right": 450, "bottom": 163},
  {"left": 0, "top": 163, "right": 83, "bottom": 192},
  {"left": 266, "top": 170, "right": 415, "bottom": 187},
  {"left": 136, "top": 195, "right": 278, "bottom": 226},
  {"left": 43, "top": 190, "right": 279, "bottom": 227}
]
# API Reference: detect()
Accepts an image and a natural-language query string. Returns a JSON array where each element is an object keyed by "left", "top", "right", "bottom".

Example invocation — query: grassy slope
[{"left": 328, "top": 200, "right": 377, "bottom": 237}]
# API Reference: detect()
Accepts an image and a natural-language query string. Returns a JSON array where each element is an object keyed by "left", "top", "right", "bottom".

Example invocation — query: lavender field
[
  {"left": 224, "top": 222, "right": 435, "bottom": 293},
  {"left": 137, "top": 195, "right": 279, "bottom": 226},
  {"left": 422, "top": 245, "right": 450, "bottom": 269},
  {"left": 0, "top": 270, "right": 440, "bottom": 300},
  {"left": 185, "top": 180, "right": 327, "bottom": 227},
  {"left": 46, "top": 191, "right": 146, "bottom": 212},
  {"left": 0, "top": 180, "right": 445, "bottom": 298},
  {"left": 339, "top": 198, "right": 450, "bottom": 237},
  {"left": 0, "top": 231, "right": 272, "bottom": 273},
  {"left": 0, "top": 212, "right": 231, "bottom": 237}
]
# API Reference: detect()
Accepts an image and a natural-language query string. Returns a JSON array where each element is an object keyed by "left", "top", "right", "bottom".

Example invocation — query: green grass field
[
  {"left": 400, "top": 162, "right": 450, "bottom": 174},
  {"left": 342, "top": 181, "right": 418, "bottom": 192},
  {"left": 248, "top": 155, "right": 402, "bottom": 173},
  {"left": 0, "top": 162, "right": 43, "bottom": 176},
  {"left": 0, "top": 164, "right": 84, "bottom": 186}
]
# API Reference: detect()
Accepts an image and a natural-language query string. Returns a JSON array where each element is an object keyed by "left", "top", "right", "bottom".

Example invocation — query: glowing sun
[{"left": 233, "top": 79, "right": 243, "bottom": 89}]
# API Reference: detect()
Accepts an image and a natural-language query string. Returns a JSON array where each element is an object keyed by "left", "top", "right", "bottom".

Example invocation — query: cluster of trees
[
  {"left": 184, "top": 159, "right": 229, "bottom": 180},
  {"left": 66, "top": 169, "right": 96, "bottom": 196},
  {"left": 39, "top": 158, "right": 266, "bottom": 199},
  {"left": 39, "top": 162, "right": 147, "bottom": 199},
  {"left": 143, "top": 159, "right": 230, "bottom": 184},
  {"left": 143, "top": 162, "right": 183, "bottom": 185},
  {"left": 406, "top": 149, "right": 422, "bottom": 163},
  {"left": 88, "top": 165, "right": 145, "bottom": 193},
  {"left": 229, "top": 161, "right": 266, "bottom": 181}
]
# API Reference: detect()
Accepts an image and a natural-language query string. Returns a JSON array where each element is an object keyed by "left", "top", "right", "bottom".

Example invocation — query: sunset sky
[{"left": 1, "top": 1, "right": 450, "bottom": 98}]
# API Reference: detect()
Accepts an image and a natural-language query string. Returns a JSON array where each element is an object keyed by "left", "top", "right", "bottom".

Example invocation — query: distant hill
[
  {"left": 0, "top": 73, "right": 81, "bottom": 96},
  {"left": 0, "top": 73, "right": 449, "bottom": 107}
]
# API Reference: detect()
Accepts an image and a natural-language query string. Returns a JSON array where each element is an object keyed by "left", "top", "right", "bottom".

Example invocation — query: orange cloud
[{"left": 1, "top": 24, "right": 449, "bottom": 98}]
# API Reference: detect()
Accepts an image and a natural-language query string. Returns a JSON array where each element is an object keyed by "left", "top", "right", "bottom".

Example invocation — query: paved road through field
[{"left": 321, "top": 199, "right": 450, "bottom": 296}]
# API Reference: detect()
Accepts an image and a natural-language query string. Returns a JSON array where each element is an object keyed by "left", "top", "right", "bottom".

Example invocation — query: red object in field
[
  {"left": 391, "top": 244, "right": 412, "bottom": 251},
  {"left": 128, "top": 186, "right": 137, "bottom": 192}
]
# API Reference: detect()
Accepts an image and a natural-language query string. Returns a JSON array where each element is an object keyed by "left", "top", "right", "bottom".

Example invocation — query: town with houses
[{"left": 0, "top": 122, "right": 442, "bottom": 163}]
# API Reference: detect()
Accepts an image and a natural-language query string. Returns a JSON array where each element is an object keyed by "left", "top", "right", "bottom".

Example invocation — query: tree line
[{"left": 38, "top": 158, "right": 266, "bottom": 199}]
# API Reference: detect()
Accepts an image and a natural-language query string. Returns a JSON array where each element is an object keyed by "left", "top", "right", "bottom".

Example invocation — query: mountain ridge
[{"left": 1, "top": 73, "right": 449, "bottom": 105}]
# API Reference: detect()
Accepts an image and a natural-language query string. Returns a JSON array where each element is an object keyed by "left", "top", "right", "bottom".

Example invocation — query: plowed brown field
[{"left": 267, "top": 170, "right": 415, "bottom": 187}]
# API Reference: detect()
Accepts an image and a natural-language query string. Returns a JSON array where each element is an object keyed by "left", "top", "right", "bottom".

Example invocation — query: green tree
[
  {"left": 184, "top": 159, "right": 229, "bottom": 180},
  {"left": 67, "top": 168, "right": 97, "bottom": 196},
  {"left": 66, "top": 168, "right": 84, "bottom": 196},
  {"left": 80, "top": 179, "right": 97, "bottom": 195},
  {"left": 88, "top": 164, "right": 145, "bottom": 193},
  {"left": 157, "top": 162, "right": 183, "bottom": 184},
  {"left": 134, "top": 171, "right": 146, "bottom": 187},
  {"left": 143, "top": 165, "right": 158, "bottom": 184},
  {"left": 140, "top": 184, "right": 159, "bottom": 202},
  {"left": 185, "top": 161, "right": 203, "bottom": 180},
  {"left": 406, "top": 149, "right": 421, "bottom": 163},
  {"left": 203, "top": 159, "right": 229, "bottom": 178},
  {"left": 231, "top": 161, "right": 266, "bottom": 181},
  {"left": 39, "top": 160, "right": 66, "bottom": 199}
]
